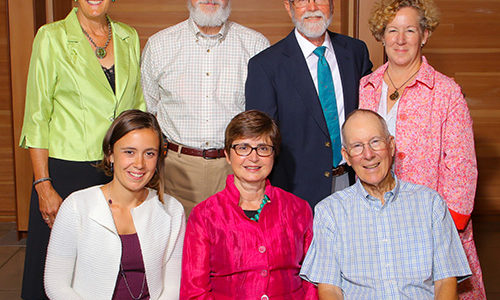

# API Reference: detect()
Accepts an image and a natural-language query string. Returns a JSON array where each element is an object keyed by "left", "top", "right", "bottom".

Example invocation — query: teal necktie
[{"left": 313, "top": 46, "right": 342, "bottom": 167}]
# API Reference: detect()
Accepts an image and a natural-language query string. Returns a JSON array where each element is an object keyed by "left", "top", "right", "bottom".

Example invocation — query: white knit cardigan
[{"left": 44, "top": 185, "right": 185, "bottom": 300}]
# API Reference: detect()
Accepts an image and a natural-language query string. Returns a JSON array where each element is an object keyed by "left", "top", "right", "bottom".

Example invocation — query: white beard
[
  {"left": 188, "top": 0, "right": 231, "bottom": 28},
  {"left": 291, "top": 10, "right": 332, "bottom": 39}
]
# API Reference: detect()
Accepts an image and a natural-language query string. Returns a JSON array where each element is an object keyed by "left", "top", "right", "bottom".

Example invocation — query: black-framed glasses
[
  {"left": 291, "top": 0, "right": 330, "bottom": 8},
  {"left": 231, "top": 143, "right": 275, "bottom": 157},
  {"left": 344, "top": 137, "right": 389, "bottom": 157}
]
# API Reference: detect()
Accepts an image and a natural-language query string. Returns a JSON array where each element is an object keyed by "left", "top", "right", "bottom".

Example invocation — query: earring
[
  {"left": 421, "top": 42, "right": 425, "bottom": 47},
  {"left": 382, "top": 41, "right": 386, "bottom": 47},
  {"left": 110, "top": 162, "right": 114, "bottom": 173}
]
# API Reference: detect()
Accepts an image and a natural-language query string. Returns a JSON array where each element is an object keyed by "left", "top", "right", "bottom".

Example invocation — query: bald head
[{"left": 341, "top": 109, "right": 390, "bottom": 146}]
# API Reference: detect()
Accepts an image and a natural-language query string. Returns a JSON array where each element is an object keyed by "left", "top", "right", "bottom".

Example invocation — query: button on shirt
[
  {"left": 300, "top": 176, "right": 471, "bottom": 299},
  {"left": 141, "top": 18, "right": 269, "bottom": 149}
]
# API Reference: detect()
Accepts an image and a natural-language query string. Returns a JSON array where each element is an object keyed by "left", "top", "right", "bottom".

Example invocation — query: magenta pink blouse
[
  {"left": 359, "top": 57, "right": 486, "bottom": 299},
  {"left": 180, "top": 175, "right": 318, "bottom": 300}
]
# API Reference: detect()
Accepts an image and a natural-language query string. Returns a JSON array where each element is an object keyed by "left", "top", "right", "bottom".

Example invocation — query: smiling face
[
  {"left": 77, "top": 0, "right": 111, "bottom": 20},
  {"left": 285, "top": 0, "right": 333, "bottom": 41},
  {"left": 188, "top": 0, "right": 231, "bottom": 27},
  {"left": 225, "top": 136, "right": 275, "bottom": 187},
  {"left": 342, "top": 112, "right": 395, "bottom": 193},
  {"left": 109, "top": 128, "right": 160, "bottom": 194},
  {"left": 383, "top": 7, "right": 429, "bottom": 68}
]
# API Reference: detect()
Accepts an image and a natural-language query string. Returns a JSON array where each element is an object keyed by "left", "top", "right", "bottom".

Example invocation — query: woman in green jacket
[{"left": 20, "top": 1, "right": 144, "bottom": 298}]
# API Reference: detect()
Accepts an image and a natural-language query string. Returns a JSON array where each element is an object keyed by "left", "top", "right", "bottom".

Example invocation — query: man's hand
[
  {"left": 434, "top": 277, "right": 458, "bottom": 300},
  {"left": 318, "top": 283, "right": 343, "bottom": 300}
]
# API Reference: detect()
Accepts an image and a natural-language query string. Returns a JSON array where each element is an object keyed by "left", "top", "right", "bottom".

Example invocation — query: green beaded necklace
[{"left": 249, "top": 195, "right": 270, "bottom": 222}]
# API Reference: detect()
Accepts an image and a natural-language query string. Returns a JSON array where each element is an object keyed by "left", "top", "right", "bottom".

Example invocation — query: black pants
[{"left": 21, "top": 158, "right": 110, "bottom": 300}]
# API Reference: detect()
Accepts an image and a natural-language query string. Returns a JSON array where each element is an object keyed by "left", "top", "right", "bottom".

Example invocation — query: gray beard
[
  {"left": 291, "top": 10, "right": 332, "bottom": 39},
  {"left": 188, "top": 1, "right": 231, "bottom": 28}
]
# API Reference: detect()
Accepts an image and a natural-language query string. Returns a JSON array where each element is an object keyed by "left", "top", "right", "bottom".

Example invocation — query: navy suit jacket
[{"left": 245, "top": 30, "right": 372, "bottom": 209}]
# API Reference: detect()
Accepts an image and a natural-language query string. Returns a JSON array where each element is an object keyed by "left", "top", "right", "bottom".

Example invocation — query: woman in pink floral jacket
[{"left": 359, "top": 0, "right": 485, "bottom": 298}]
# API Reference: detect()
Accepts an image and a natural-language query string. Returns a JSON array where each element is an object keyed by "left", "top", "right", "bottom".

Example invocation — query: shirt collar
[
  {"left": 188, "top": 17, "right": 229, "bottom": 42},
  {"left": 361, "top": 56, "right": 435, "bottom": 90},
  {"left": 294, "top": 28, "right": 333, "bottom": 60},
  {"left": 356, "top": 172, "right": 400, "bottom": 207}
]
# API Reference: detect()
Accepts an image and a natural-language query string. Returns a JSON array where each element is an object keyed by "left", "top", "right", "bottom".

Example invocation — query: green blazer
[{"left": 20, "top": 8, "right": 145, "bottom": 161}]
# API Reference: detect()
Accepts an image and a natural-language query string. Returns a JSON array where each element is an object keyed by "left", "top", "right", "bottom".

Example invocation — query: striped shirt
[
  {"left": 141, "top": 18, "right": 269, "bottom": 149},
  {"left": 300, "top": 177, "right": 471, "bottom": 299}
]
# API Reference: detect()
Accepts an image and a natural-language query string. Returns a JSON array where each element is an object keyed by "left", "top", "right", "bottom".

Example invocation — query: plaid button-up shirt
[
  {"left": 300, "top": 176, "right": 471, "bottom": 299},
  {"left": 141, "top": 18, "right": 269, "bottom": 149}
]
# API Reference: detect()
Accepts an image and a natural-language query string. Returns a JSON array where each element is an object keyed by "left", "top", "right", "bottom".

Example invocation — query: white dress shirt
[
  {"left": 141, "top": 18, "right": 269, "bottom": 149},
  {"left": 295, "top": 29, "right": 346, "bottom": 162}
]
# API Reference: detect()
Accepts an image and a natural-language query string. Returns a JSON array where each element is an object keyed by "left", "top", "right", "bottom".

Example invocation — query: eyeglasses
[
  {"left": 231, "top": 143, "right": 275, "bottom": 157},
  {"left": 344, "top": 137, "right": 389, "bottom": 157},
  {"left": 290, "top": 0, "right": 331, "bottom": 8}
]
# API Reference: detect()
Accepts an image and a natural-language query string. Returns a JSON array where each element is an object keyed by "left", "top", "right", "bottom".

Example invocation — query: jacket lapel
[
  {"left": 112, "top": 20, "right": 130, "bottom": 104},
  {"left": 282, "top": 31, "right": 329, "bottom": 136},
  {"left": 87, "top": 188, "right": 118, "bottom": 234},
  {"left": 65, "top": 8, "right": 114, "bottom": 95}
]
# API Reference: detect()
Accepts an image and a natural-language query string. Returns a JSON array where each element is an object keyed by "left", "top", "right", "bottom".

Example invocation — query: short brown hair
[
  {"left": 97, "top": 109, "right": 166, "bottom": 202},
  {"left": 369, "top": 0, "right": 440, "bottom": 41},
  {"left": 224, "top": 110, "right": 281, "bottom": 156}
]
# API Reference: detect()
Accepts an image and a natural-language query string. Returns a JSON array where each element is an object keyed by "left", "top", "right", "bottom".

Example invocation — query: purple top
[{"left": 112, "top": 233, "right": 150, "bottom": 300}]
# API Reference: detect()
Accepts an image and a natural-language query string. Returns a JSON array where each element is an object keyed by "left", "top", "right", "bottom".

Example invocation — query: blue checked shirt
[{"left": 300, "top": 176, "right": 471, "bottom": 299}]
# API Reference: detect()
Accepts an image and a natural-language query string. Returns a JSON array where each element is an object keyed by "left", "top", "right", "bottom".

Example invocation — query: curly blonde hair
[{"left": 369, "top": 0, "right": 440, "bottom": 41}]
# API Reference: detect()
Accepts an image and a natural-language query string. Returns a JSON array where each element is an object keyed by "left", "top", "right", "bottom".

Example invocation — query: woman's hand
[
  {"left": 29, "top": 147, "right": 62, "bottom": 228},
  {"left": 35, "top": 180, "right": 62, "bottom": 228}
]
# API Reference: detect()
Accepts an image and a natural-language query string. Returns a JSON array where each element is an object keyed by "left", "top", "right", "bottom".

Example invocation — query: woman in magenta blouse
[{"left": 180, "top": 110, "right": 317, "bottom": 299}]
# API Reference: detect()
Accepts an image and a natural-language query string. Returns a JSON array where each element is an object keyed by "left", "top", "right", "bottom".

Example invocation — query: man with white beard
[
  {"left": 245, "top": 0, "right": 373, "bottom": 210},
  {"left": 141, "top": 0, "right": 269, "bottom": 215}
]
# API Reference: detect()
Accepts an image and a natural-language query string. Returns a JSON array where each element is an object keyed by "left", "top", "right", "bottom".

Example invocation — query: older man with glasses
[
  {"left": 246, "top": 0, "right": 373, "bottom": 210},
  {"left": 300, "top": 109, "right": 472, "bottom": 299}
]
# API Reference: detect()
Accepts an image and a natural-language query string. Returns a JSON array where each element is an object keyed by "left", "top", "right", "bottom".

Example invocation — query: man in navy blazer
[{"left": 245, "top": 0, "right": 372, "bottom": 209}]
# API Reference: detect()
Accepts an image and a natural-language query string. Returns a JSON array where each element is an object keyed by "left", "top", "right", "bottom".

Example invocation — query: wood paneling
[
  {"left": 8, "top": 0, "right": 36, "bottom": 228},
  {"left": 357, "top": 0, "right": 385, "bottom": 67},
  {"left": 6, "top": 0, "right": 500, "bottom": 229},
  {"left": 105, "top": 0, "right": 347, "bottom": 49},
  {"left": 0, "top": 0, "right": 15, "bottom": 221},
  {"left": 423, "top": 0, "right": 500, "bottom": 214}
]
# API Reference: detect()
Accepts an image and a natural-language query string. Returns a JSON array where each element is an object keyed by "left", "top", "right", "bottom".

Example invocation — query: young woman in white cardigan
[{"left": 44, "top": 110, "right": 185, "bottom": 300}]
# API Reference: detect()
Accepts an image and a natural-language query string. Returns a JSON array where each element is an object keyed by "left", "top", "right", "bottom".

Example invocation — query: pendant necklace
[
  {"left": 386, "top": 68, "right": 419, "bottom": 101},
  {"left": 106, "top": 188, "right": 147, "bottom": 300},
  {"left": 81, "top": 17, "right": 112, "bottom": 59}
]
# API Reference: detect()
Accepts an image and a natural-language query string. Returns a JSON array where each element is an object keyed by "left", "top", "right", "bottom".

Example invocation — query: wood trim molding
[{"left": 8, "top": 0, "right": 35, "bottom": 231}]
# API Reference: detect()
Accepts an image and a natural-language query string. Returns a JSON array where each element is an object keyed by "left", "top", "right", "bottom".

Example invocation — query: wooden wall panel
[
  {"left": 9, "top": 0, "right": 36, "bottom": 229},
  {"left": 0, "top": 0, "right": 16, "bottom": 221},
  {"left": 7, "top": 0, "right": 500, "bottom": 227},
  {"left": 423, "top": 0, "right": 500, "bottom": 214},
  {"left": 105, "top": 0, "right": 346, "bottom": 49}
]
